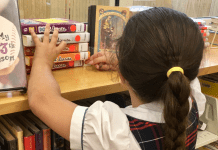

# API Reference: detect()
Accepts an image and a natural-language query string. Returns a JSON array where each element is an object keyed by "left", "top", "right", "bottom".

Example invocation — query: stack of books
[
  {"left": 192, "top": 18, "right": 212, "bottom": 48},
  {"left": 20, "top": 18, "right": 90, "bottom": 74}
]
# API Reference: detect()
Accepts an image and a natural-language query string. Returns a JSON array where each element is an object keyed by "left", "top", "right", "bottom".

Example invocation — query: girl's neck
[{"left": 129, "top": 89, "right": 145, "bottom": 108}]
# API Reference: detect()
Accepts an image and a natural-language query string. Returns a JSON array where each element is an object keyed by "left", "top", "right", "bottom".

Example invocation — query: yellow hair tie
[{"left": 167, "top": 67, "right": 184, "bottom": 78}]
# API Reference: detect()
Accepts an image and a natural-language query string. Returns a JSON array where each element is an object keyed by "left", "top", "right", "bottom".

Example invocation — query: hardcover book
[
  {"left": 8, "top": 115, "right": 35, "bottom": 150},
  {"left": 24, "top": 112, "right": 51, "bottom": 150},
  {"left": 51, "top": 131, "right": 64, "bottom": 150},
  {"left": 0, "top": 0, "right": 27, "bottom": 93},
  {"left": 88, "top": 5, "right": 130, "bottom": 55},
  {"left": 25, "top": 52, "right": 90, "bottom": 66},
  {"left": 26, "top": 61, "right": 84, "bottom": 74},
  {"left": 24, "top": 43, "right": 89, "bottom": 56},
  {"left": 20, "top": 18, "right": 88, "bottom": 35},
  {"left": 23, "top": 32, "right": 90, "bottom": 47},
  {"left": 15, "top": 114, "right": 43, "bottom": 150},
  {"left": 0, "top": 122, "right": 17, "bottom": 150},
  {"left": 0, "top": 115, "right": 24, "bottom": 150}
]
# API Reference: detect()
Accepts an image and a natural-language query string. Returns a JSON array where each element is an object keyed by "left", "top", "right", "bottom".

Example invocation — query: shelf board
[
  {"left": 196, "top": 130, "right": 218, "bottom": 149},
  {"left": 0, "top": 65, "right": 127, "bottom": 115}
]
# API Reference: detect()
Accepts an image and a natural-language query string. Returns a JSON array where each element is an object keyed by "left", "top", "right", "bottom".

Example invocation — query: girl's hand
[
  {"left": 85, "top": 51, "right": 118, "bottom": 71},
  {"left": 30, "top": 24, "right": 67, "bottom": 68}
]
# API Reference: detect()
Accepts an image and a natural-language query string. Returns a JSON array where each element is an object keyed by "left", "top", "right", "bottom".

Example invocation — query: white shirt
[{"left": 70, "top": 78, "right": 206, "bottom": 150}]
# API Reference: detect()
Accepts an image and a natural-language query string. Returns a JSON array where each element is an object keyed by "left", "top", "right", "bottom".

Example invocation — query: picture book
[
  {"left": 88, "top": 5, "right": 130, "bottom": 55},
  {"left": 23, "top": 32, "right": 90, "bottom": 47},
  {"left": 0, "top": 0, "right": 27, "bottom": 93},
  {"left": 20, "top": 18, "right": 88, "bottom": 35},
  {"left": 24, "top": 43, "right": 89, "bottom": 56}
]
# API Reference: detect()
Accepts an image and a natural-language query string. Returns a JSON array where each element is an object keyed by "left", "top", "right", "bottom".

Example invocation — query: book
[
  {"left": 22, "top": 32, "right": 90, "bottom": 47},
  {"left": 64, "top": 140, "right": 70, "bottom": 150},
  {"left": 0, "top": 0, "right": 27, "bottom": 93},
  {"left": 7, "top": 115, "right": 35, "bottom": 150},
  {"left": 24, "top": 43, "right": 89, "bottom": 56},
  {"left": 88, "top": 5, "right": 130, "bottom": 55},
  {"left": 20, "top": 18, "right": 88, "bottom": 35},
  {"left": 0, "top": 121, "right": 17, "bottom": 150},
  {"left": 0, "top": 115, "right": 24, "bottom": 150},
  {"left": 51, "top": 131, "right": 64, "bottom": 150},
  {"left": 25, "top": 52, "right": 90, "bottom": 66},
  {"left": 26, "top": 61, "right": 84, "bottom": 74},
  {"left": 204, "top": 141, "right": 218, "bottom": 149},
  {"left": 24, "top": 112, "right": 51, "bottom": 150},
  {"left": 15, "top": 114, "right": 43, "bottom": 150}
]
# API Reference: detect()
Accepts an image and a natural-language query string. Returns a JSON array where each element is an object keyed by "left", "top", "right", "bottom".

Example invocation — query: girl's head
[{"left": 117, "top": 7, "right": 204, "bottom": 149}]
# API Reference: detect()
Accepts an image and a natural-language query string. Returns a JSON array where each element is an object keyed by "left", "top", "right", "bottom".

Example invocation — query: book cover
[
  {"left": 0, "top": 0, "right": 27, "bottom": 93},
  {"left": 8, "top": 115, "right": 35, "bottom": 150},
  {"left": 23, "top": 32, "right": 90, "bottom": 47},
  {"left": 0, "top": 115, "right": 24, "bottom": 150},
  {"left": 24, "top": 43, "right": 89, "bottom": 56},
  {"left": 26, "top": 61, "right": 84, "bottom": 74},
  {"left": 88, "top": 5, "right": 130, "bottom": 55},
  {"left": 15, "top": 114, "right": 43, "bottom": 150},
  {"left": 0, "top": 122, "right": 17, "bottom": 150},
  {"left": 25, "top": 52, "right": 89, "bottom": 66},
  {"left": 20, "top": 18, "right": 87, "bottom": 35},
  {"left": 24, "top": 112, "right": 51, "bottom": 150},
  {"left": 51, "top": 131, "right": 64, "bottom": 150}
]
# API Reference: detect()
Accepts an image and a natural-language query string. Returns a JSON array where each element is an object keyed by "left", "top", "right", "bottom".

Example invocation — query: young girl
[{"left": 28, "top": 7, "right": 206, "bottom": 150}]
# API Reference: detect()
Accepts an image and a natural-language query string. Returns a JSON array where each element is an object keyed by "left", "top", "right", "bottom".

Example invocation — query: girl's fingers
[
  {"left": 51, "top": 29, "right": 59, "bottom": 46},
  {"left": 89, "top": 52, "right": 104, "bottom": 61},
  {"left": 43, "top": 24, "right": 50, "bottom": 43},
  {"left": 30, "top": 30, "right": 40, "bottom": 46},
  {"left": 56, "top": 41, "right": 67, "bottom": 54}
]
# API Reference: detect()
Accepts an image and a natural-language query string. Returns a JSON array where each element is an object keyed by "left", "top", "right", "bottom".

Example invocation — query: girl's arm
[{"left": 28, "top": 24, "right": 77, "bottom": 141}]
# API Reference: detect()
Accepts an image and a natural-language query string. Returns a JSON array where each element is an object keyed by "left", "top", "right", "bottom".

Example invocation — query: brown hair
[{"left": 116, "top": 7, "right": 204, "bottom": 149}]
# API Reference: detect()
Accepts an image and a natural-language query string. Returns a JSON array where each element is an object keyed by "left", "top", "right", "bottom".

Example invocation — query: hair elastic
[{"left": 167, "top": 67, "right": 184, "bottom": 77}]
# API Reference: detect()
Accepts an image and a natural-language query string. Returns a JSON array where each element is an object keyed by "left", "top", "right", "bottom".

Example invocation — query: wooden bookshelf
[
  {"left": 0, "top": 46, "right": 218, "bottom": 116},
  {"left": 0, "top": 65, "right": 126, "bottom": 116}
]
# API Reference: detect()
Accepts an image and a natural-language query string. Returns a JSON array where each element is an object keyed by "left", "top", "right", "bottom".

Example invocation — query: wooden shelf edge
[{"left": 0, "top": 83, "right": 126, "bottom": 116}]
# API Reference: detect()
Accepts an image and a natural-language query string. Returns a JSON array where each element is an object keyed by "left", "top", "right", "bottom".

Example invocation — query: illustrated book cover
[
  {"left": 0, "top": 0, "right": 27, "bottom": 93},
  {"left": 88, "top": 5, "right": 130, "bottom": 55}
]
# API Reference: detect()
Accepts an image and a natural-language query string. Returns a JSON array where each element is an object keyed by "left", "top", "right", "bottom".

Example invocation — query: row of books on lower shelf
[{"left": 0, "top": 112, "right": 69, "bottom": 150}]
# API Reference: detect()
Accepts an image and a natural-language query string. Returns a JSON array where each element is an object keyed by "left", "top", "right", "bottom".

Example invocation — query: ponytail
[{"left": 162, "top": 71, "right": 190, "bottom": 150}]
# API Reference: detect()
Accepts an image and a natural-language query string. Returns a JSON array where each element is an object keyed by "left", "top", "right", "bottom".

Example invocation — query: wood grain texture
[
  {"left": 0, "top": 66, "right": 126, "bottom": 116},
  {"left": 209, "top": 0, "right": 218, "bottom": 16},
  {"left": 172, "top": 0, "right": 212, "bottom": 17}
]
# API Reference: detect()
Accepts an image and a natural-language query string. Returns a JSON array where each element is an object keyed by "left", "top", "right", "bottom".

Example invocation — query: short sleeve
[
  {"left": 82, "top": 101, "right": 132, "bottom": 150},
  {"left": 190, "top": 77, "right": 206, "bottom": 117}
]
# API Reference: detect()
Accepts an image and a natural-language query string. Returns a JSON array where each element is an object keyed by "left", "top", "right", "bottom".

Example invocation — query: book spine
[
  {"left": 35, "top": 131, "right": 43, "bottom": 150},
  {"left": 8, "top": 140, "right": 17, "bottom": 150},
  {"left": 21, "top": 23, "right": 87, "bottom": 35},
  {"left": 26, "top": 61, "right": 84, "bottom": 74},
  {"left": 43, "top": 129, "right": 51, "bottom": 150},
  {"left": 25, "top": 52, "right": 89, "bottom": 66},
  {"left": 24, "top": 43, "right": 89, "bottom": 56},
  {"left": 88, "top": 5, "right": 97, "bottom": 55},
  {"left": 23, "top": 33, "right": 90, "bottom": 47},
  {"left": 51, "top": 131, "right": 65, "bottom": 150},
  {"left": 24, "top": 135, "right": 35, "bottom": 150},
  {"left": 64, "top": 140, "right": 70, "bottom": 150}
]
